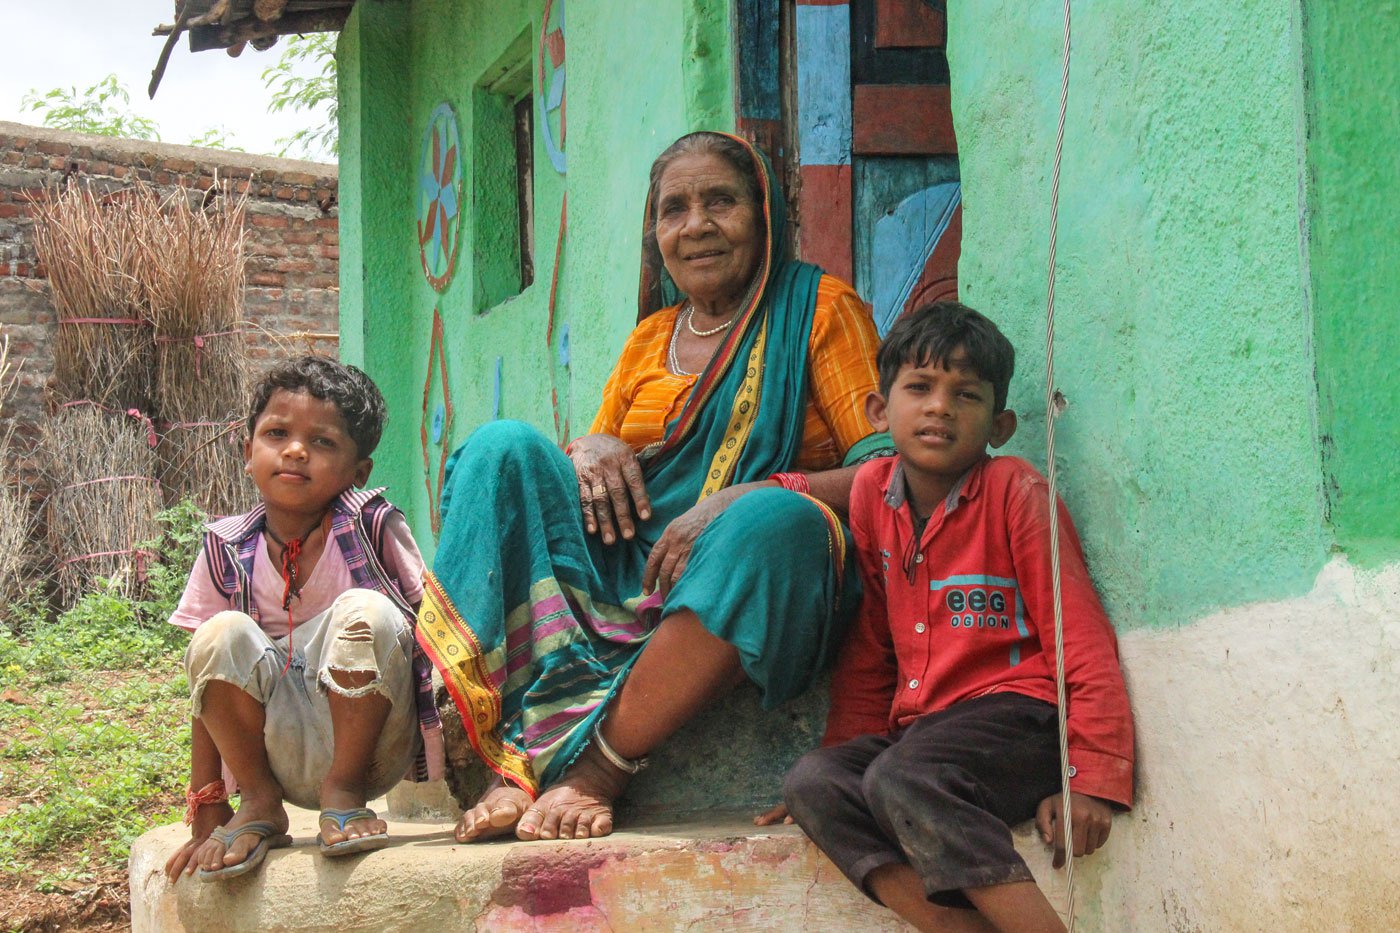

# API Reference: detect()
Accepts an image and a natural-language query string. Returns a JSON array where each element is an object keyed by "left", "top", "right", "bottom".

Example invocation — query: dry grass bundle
[
  {"left": 29, "top": 178, "right": 258, "bottom": 605},
  {"left": 147, "top": 185, "right": 254, "bottom": 515},
  {"left": 0, "top": 336, "right": 41, "bottom": 619},
  {"left": 31, "top": 183, "right": 155, "bottom": 411},
  {"left": 148, "top": 186, "right": 249, "bottom": 417},
  {"left": 159, "top": 421, "right": 253, "bottom": 518},
  {"left": 40, "top": 405, "right": 162, "bottom": 607}
]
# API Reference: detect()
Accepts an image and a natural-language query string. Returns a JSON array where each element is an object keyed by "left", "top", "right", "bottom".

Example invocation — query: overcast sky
[{"left": 0, "top": 0, "right": 334, "bottom": 163}]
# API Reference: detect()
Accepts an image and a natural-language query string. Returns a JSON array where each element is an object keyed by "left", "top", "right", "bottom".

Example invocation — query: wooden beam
[
  {"left": 188, "top": 6, "right": 351, "bottom": 51},
  {"left": 852, "top": 84, "right": 957, "bottom": 155},
  {"left": 874, "top": 0, "right": 945, "bottom": 49},
  {"left": 253, "top": 0, "right": 289, "bottom": 23}
]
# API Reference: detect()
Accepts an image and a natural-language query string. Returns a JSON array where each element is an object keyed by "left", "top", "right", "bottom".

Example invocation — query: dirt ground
[{"left": 1, "top": 867, "right": 130, "bottom": 932}]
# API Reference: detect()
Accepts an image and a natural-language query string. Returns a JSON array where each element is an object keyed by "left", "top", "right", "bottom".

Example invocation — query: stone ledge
[{"left": 129, "top": 807, "right": 1070, "bottom": 931}]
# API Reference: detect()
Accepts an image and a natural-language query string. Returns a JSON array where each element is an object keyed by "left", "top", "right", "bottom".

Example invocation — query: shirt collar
[
  {"left": 881, "top": 457, "right": 990, "bottom": 517},
  {"left": 205, "top": 486, "right": 386, "bottom": 545}
]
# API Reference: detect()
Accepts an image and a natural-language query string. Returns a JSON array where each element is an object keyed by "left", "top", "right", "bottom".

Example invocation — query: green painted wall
[
  {"left": 948, "top": 2, "right": 1328, "bottom": 628},
  {"left": 337, "top": 4, "right": 413, "bottom": 420},
  {"left": 1303, "top": 3, "right": 1400, "bottom": 566},
  {"left": 341, "top": 0, "right": 1395, "bottom": 631},
  {"left": 338, "top": 0, "right": 734, "bottom": 556}
]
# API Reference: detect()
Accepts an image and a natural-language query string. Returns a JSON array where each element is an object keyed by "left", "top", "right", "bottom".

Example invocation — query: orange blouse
[{"left": 589, "top": 275, "right": 881, "bottom": 471}]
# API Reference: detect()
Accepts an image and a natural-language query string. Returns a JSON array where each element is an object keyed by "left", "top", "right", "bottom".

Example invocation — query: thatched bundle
[
  {"left": 30, "top": 178, "right": 256, "bottom": 601},
  {"left": 40, "top": 405, "right": 162, "bottom": 607},
  {"left": 0, "top": 337, "right": 39, "bottom": 621},
  {"left": 148, "top": 186, "right": 248, "bottom": 418},
  {"left": 146, "top": 186, "right": 254, "bottom": 516},
  {"left": 159, "top": 421, "right": 251, "bottom": 518},
  {"left": 31, "top": 184, "right": 155, "bottom": 411}
]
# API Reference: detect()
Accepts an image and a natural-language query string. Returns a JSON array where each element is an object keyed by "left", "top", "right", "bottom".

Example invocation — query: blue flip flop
[
  {"left": 197, "top": 821, "right": 293, "bottom": 882},
  {"left": 317, "top": 807, "right": 391, "bottom": 857}
]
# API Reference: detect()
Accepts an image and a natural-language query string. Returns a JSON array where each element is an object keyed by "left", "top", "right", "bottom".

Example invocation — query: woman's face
[{"left": 654, "top": 152, "right": 761, "bottom": 308}]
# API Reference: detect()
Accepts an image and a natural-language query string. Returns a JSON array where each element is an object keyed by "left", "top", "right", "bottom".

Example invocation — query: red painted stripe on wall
[
  {"left": 853, "top": 85, "right": 957, "bottom": 155},
  {"left": 874, "top": 0, "right": 945, "bottom": 49},
  {"left": 545, "top": 30, "right": 565, "bottom": 67},
  {"left": 798, "top": 163, "right": 854, "bottom": 283}
]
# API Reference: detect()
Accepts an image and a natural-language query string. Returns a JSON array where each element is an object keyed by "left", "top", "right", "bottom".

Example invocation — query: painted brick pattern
[{"left": 0, "top": 122, "right": 340, "bottom": 468}]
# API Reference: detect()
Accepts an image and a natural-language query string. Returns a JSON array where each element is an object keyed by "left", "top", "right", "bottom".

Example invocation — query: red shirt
[{"left": 826, "top": 454, "right": 1135, "bottom": 808}]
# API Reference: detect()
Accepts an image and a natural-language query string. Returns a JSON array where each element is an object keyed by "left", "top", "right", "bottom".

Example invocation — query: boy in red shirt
[{"left": 780, "top": 304, "right": 1134, "bottom": 931}]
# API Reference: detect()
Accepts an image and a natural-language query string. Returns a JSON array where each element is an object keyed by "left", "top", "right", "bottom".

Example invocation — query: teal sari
[{"left": 417, "top": 134, "right": 872, "bottom": 794}]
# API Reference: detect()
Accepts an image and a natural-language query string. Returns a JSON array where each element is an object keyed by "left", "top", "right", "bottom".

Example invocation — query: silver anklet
[{"left": 592, "top": 723, "right": 648, "bottom": 774}]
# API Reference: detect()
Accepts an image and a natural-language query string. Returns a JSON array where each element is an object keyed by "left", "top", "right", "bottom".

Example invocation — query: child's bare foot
[
  {"left": 456, "top": 776, "right": 533, "bottom": 842},
  {"left": 515, "top": 744, "right": 630, "bottom": 842},
  {"left": 193, "top": 788, "right": 289, "bottom": 874},
  {"left": 317, "top": 777, "right": 387, "bottom": 847}
]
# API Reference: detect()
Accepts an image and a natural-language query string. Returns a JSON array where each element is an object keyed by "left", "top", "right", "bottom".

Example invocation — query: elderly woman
[{"left": 417, "top": 131, "right": 890, "bottom": 842}]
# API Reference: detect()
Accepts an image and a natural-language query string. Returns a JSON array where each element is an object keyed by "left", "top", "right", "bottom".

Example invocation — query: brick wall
[{"left": 0, "top": 121, "right": 340, "bottom": 461}]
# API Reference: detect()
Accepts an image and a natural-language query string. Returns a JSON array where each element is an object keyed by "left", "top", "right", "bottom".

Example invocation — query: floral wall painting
[
  {"left": 417, "top": 102, "right": 464, "bottom": 292},
  {"left": 538, "top": 0, "right": 566, "bottom": 175}
]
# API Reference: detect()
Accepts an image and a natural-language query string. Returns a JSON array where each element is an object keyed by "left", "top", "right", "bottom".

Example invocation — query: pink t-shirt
[{"left": 168, "top": 510, "right": 425, "bottom": 638}]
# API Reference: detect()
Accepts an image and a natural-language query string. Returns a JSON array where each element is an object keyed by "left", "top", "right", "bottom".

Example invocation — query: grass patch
[
  {"left": 0, "top": 502, "right": 203, "bottom": 930},
  {"left": 0, "top": 664, "right": 188, "bottom": 874}
]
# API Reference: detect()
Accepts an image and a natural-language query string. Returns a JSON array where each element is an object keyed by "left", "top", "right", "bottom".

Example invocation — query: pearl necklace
[
  {"left": 668, "top": 304, "right": 735, "bottom": 377},
  {"left": 686, "top": 304, "right": 736, "bottom": 337},
  {"left": 667, "top": 306, "right": 698, "bottom": 376}
]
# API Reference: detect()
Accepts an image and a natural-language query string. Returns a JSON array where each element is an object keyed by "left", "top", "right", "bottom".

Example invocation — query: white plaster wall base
[{"left": 1076, "top": 558, "right": 1400, "bottom": 930}]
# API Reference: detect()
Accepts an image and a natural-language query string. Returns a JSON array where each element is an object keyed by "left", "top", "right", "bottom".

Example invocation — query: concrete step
[{"left": 128, "top": 804, "right": 1070, "bottom": 931}]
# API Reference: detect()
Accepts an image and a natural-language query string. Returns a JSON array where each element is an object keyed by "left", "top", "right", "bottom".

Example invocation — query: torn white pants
[{"left": 184, "top": 588, "right": 419, "bottom": 809}]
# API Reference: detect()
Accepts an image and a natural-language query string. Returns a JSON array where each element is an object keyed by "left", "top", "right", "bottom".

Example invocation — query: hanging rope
[{"left": 1044, "top": 0, "right": 1077, "bottom": 929}]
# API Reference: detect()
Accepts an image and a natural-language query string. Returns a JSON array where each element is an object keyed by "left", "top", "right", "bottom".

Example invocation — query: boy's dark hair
[
  {"left": 877, "top": 302, "right": 1016, "bottom": 411},
  {"left": 246, "top": 356, "right": 388, "bottom": 458}
]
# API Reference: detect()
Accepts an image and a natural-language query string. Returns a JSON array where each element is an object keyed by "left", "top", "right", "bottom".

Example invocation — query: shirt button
[
  {"left": 908, "top": 679, "right": 920, "bottom": 690},
  {"left": 914, "top": 553, "right": 924, "bottom": 563},
  {"left": 914, "top": 622, "right": 926, "bottom": 634},
  {"left": 1067, "top": 765, "right": 1077, "bottom": 778}
]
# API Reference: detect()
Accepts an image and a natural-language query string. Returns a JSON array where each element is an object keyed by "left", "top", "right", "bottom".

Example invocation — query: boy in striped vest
[{"left": 163, "top": 356, "right": 442, "bottom": 883}]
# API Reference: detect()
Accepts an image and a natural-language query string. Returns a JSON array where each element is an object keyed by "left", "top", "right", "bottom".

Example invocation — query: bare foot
[
  {"left": 193, "top": 788, "right": 289, "bottom": 873},
  {"left": 456, "top": 776, "right": 533, "bottom": 842},
  {"left": 516, "top": 744, "right": 630, "bottom": 842},
  {"left": 318, "top": 777, "right": 386, "bottom": 847}
]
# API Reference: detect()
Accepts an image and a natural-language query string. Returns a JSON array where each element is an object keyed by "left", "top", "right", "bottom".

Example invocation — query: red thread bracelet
[
  {"left": 183, "top": 779, "right": 228, "bottom": 825},
  {"left": 769, "top": 472, "right": 811, "bottom": 495}
]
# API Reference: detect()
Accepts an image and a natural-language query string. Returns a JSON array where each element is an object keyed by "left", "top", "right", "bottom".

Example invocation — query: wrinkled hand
[
  {"left": 163, "top": 800, "right": 234, "bottom": 883},
  {"left": 1035, "top": 791, "right": 1114, "bottom": 869},
  {"left": 568, "top": 434, "right": 652, "bottom": 545},
  {"left": 642, "top": 483, "right": 757, "bottom": 596},
  {"left": 754, "top": 801, "right": 792, "bottom": 826}
]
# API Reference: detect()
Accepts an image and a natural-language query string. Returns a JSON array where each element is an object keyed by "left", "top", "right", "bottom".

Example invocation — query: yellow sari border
[
  {"left": 416, "top": 572, "right": 539, "bottom": 796},
  {"left": 699, "top": 314, "right": 768, "bottom": 500}
]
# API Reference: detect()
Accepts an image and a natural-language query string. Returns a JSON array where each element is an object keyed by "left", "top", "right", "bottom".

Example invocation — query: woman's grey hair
[{"left": 641, "top": 132, "right": 766, "bottom": 277}]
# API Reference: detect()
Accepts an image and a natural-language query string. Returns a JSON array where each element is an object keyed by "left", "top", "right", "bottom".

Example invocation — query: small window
[
  {"left": 513, "top": 95, "right": 535, "bottom": 290},
  {"left": 473, "top": 31, "right": 535, "bottom": 311}
]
